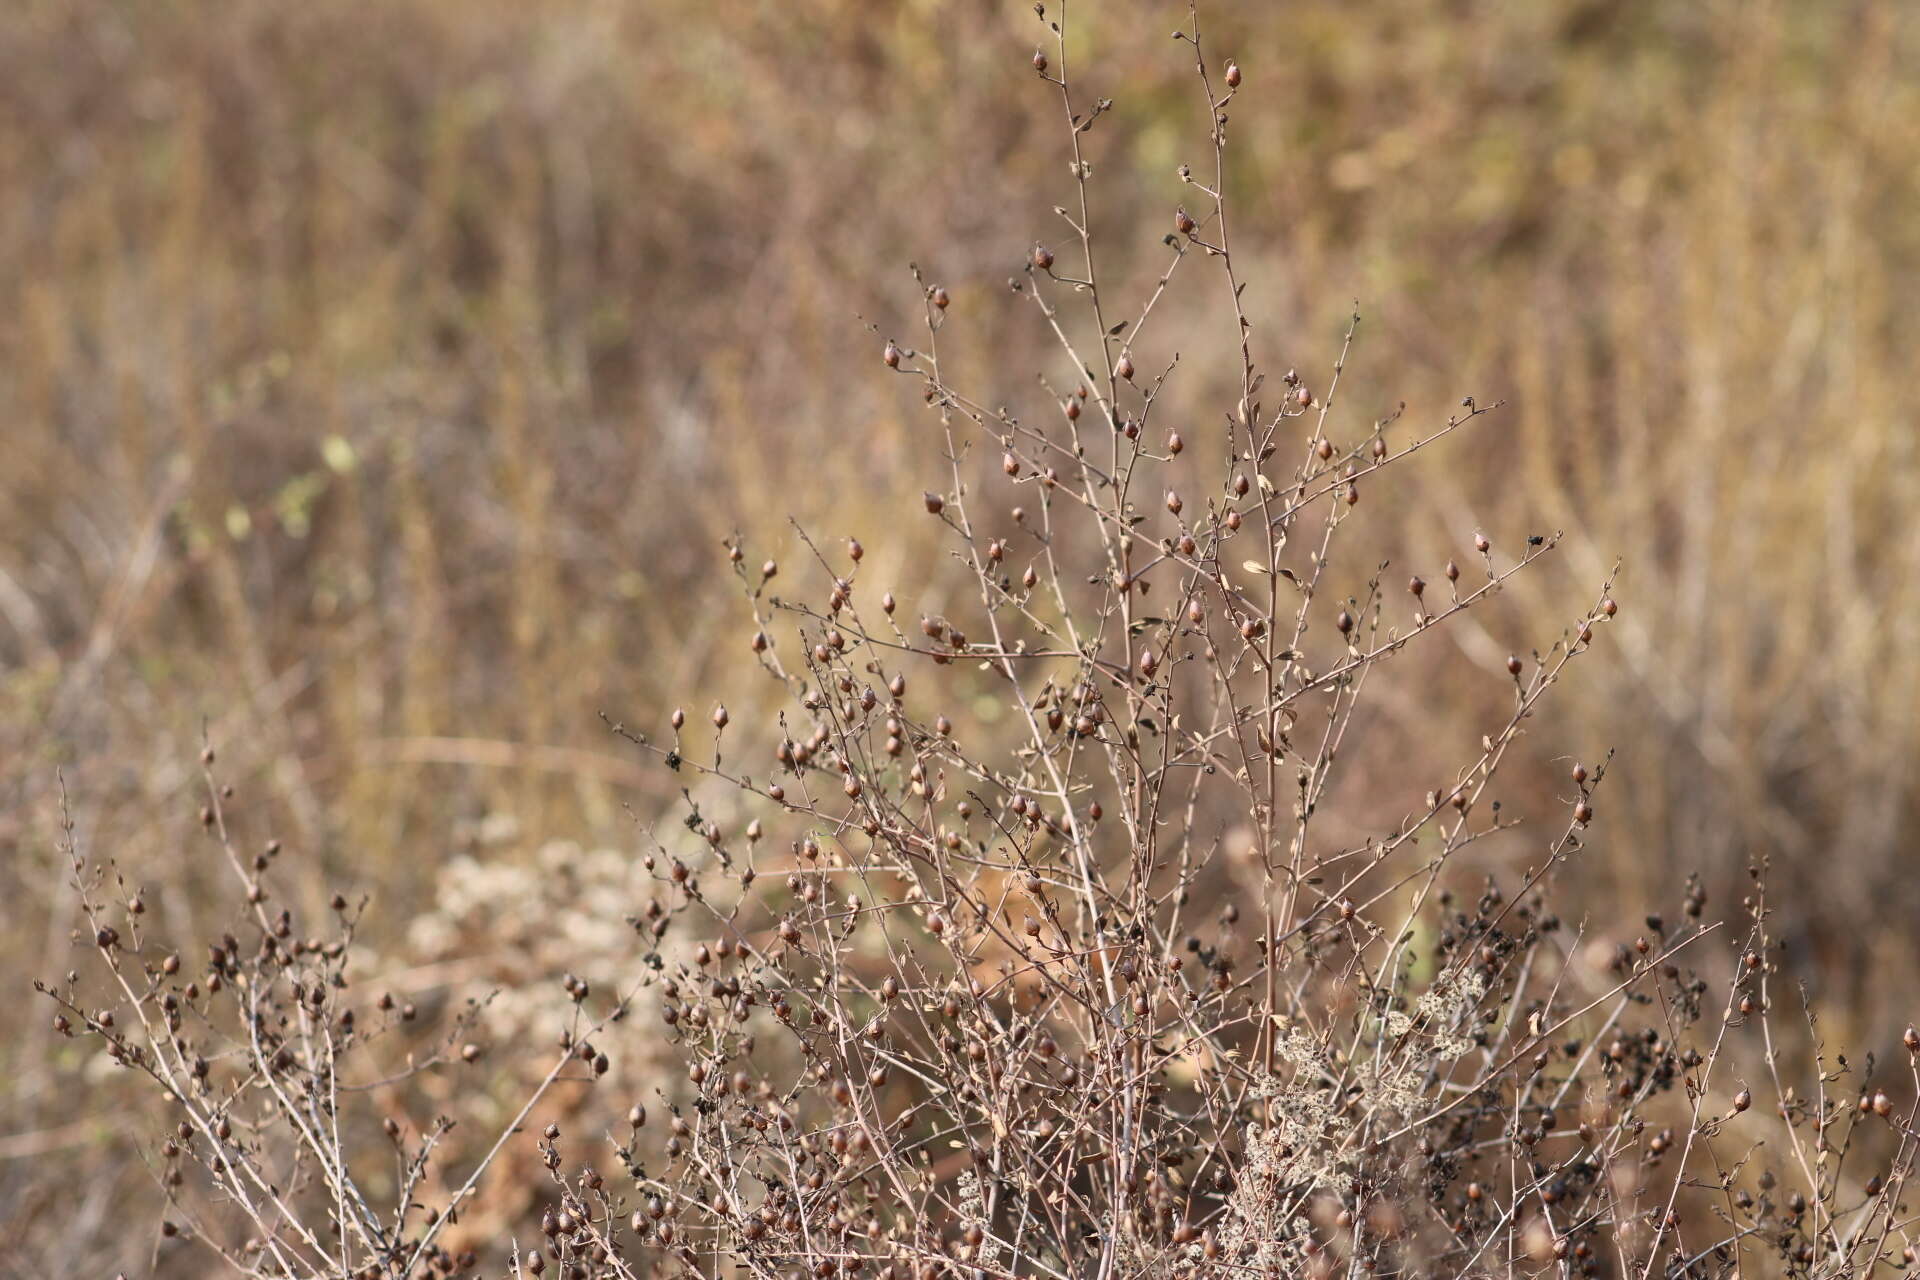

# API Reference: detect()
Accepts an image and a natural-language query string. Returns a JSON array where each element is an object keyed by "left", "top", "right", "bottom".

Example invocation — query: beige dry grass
[{"left": 4, "top": 2, "right": 1918, "bottom": 1274}]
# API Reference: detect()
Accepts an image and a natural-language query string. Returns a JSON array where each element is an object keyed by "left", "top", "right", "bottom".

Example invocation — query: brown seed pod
[
  {"left": 1225, "top": 62, "right": 1241, "bottom": 87},
  {"left": 1031, "top": 244, "right": 1054, "bottom": 271},
  {"left": 883, "top": 343, "right": 901, "bottom": 369},
  {"left": 1175, "top": 207, "right": 1195, "bottom": 235},
  {"left": 1115, "top": 353, "right": 1135, "bottom": 381},
  {"left": 924, "top": 491, "right": 945, "bottom": 514},
  {"left": 1167, "top": 430, "right": 1183, "bottom": 454},
  {"left": 931, "top": 286, "right": 949, "bottom": 309},
  {"left": 1032, "top": 49, "right": 1048, "bottom": 73}
]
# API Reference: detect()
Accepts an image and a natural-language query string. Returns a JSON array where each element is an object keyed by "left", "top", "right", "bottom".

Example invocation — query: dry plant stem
[{"left": 54, "top": 775, "right": 329, "bottom": 1277}]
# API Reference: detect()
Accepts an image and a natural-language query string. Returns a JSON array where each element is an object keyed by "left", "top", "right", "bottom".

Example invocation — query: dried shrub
[{"left": 39, "top": 6, "right": 1918, "bottom": 1280}]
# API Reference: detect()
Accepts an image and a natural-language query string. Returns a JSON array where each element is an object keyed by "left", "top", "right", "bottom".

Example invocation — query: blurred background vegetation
[{"left": 4, "top": 0, "right": 1917, "bottom": 1271}]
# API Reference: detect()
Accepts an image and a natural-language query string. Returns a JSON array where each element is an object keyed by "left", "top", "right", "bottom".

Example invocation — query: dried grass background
[{"left": 4, "top": 1, "right": 1918, "bottom": 1273}]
